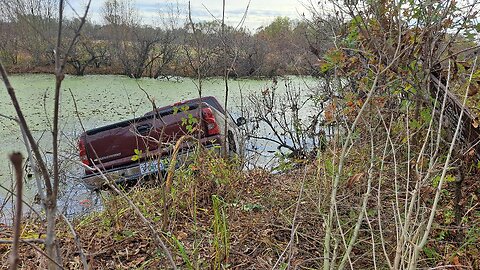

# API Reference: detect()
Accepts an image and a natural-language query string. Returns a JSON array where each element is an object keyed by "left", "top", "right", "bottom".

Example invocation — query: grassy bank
[{"left": 1, "top": 146, "right": 479, "bottom": 269}]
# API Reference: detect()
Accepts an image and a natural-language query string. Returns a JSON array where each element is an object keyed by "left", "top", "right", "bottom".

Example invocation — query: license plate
[{"left": 139, "top": 160, "right": 164, "bottom": 175}]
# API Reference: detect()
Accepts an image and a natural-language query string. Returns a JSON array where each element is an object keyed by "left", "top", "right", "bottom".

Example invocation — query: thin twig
[
  {"left": 0, "top": 239, "right": 45, "bottom": 244},
  {"left": 60, "top": 214, "right": 88, "bottom": 270},
  {"left": 409, "top": 56, "right": 479, "bottom": 270},
  {"left": 0, "top": 183, "right": 42, "bottom": 220},
  {"left": 272, "top": 166, "right": 307, "bottom": 269},
  {"left": 8, "top": 152, "right": 23, "bottom": 270},
  {"left": 108, "top": 183, "right": 177, "bottom": 269},
  {"left": 338, "top": 118, "right": 376, "bottom": 270},
  {"left": 0, "top": 61, "right": 52, "bottom": 203},
  {"left": 21, "top": 240, "right": 65, "bottom": 270},
  {"left": 84, "top": 163, "right": 177, "bottom": 269}
]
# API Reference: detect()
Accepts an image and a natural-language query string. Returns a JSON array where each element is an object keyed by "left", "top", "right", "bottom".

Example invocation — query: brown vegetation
[
  {"left": 1, "top": 0, "right": 480, "bottom": 269},
  {"left": 1, "top": 148, "right": 479, "bottom": 269},
  {"left": 0, "top": 1, "right": 323, "bottom": 78}
]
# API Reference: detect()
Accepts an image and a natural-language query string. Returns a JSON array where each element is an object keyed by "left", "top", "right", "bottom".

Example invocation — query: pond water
[{"left": 0, "top": 74, "right": 319, "bottom": 221}]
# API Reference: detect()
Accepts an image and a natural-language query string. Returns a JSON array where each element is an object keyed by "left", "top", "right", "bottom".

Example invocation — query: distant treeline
[{"left": 0, "top": 0, "right": 334, "bottom": 78}]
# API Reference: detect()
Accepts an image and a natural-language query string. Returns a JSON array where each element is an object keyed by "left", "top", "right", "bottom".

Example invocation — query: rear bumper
[{"left": 81, "top": 144, "right": 221, "bottom": 190}]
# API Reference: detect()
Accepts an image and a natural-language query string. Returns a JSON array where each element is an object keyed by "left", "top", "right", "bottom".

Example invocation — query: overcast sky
[{"left": 72, "top": 0, "right": 311, "bottom": 31}]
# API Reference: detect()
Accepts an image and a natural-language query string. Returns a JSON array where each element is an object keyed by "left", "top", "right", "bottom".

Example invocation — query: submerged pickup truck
[{"left": 78, "top": 96, "right": 245, "bottom": 190}]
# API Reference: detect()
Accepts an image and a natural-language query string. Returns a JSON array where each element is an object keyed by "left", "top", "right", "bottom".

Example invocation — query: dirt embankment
[{"left": 1, "top": 158, "right": 479, "bottom": 269}]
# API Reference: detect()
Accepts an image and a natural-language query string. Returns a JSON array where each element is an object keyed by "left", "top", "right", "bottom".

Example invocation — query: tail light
[
  {"left": 78, "top": 138, "right": 90, "bottom": 166},
  {"left": 202, "top": 107, "right": 220, "bottom": 135}
]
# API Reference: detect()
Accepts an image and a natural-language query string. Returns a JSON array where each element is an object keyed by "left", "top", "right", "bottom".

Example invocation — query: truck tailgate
[{"left": 82, "top": 108, "right": 203, "bottom": 171}]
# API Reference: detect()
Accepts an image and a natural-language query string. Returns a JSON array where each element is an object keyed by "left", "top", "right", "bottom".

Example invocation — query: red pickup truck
[{"left": 78, "top": 96, "right": 245, "bottom": 190}]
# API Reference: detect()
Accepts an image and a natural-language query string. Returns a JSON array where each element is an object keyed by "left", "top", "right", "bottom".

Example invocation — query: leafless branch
[
  {"left": 60, "top": 214, "right": 88, "bottom": 270},
  {"left": 107, "top": 183, "right": 177, "bottom": 270},
  {"left": 84, "top": 163, "right": 177, "bottom": 269},
  {"left": 0, "top": 61, "right": 52, "bottom": 200},
  {"left": 272, "top": 166, "right": 307, "bottom": 269},
  {"left": 0, "top": 239, "right": 45, "bottom": 244},
  {"left": 8, "top": 152, "right": 23, "bottom": 270}
]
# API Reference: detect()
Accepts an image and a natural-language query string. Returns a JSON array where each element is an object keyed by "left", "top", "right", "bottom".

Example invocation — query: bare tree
[
  {"left": 146, "top": 3, "right": 182, "bottom": 79},
  {"left": 66, "top": 20, "right": 109, "bottom": 76},
  {"left": 1, "top": 0, "right": 59, "bottom": 67},
  {"left": 102, "top": 0, "right": 164, "bottom": 78},
  {"left": 8, "top": 153, "right": 23, "bottom": 270},
  {"left": 0, "top": 21, "right": 20, "bottom": 66},
  {"left": 0, "top": 1, "right": 92, "bottom": 269}
]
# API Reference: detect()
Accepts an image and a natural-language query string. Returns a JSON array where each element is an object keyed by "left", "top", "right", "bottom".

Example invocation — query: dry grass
[{"left": 1, "top": 148, "right": 479, "bottom": 269}]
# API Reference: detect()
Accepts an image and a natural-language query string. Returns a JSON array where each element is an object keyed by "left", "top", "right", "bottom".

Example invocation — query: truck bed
[{"left": 78, "top": 96, "right": 234, "bottom": 190}]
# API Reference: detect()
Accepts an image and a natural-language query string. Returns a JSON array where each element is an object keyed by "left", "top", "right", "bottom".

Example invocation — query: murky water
[{"left": 0, "top": 74, "right": 319, "bottom": 221}]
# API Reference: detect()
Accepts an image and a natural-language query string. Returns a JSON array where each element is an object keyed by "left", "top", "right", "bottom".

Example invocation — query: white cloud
[{"left": 67, "top": 0, "right": 310, "bottom": 30}]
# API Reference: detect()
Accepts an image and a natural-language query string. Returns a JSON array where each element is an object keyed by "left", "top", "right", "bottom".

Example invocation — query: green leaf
[
  {"left": 325, "top": 159, "right": 334, "bottom": 176},
  {"left": 320, "top": 62, "right": 332, "bottom": 73},
  {"left": 445, "top": 174, "right": 456, "bottom": 183},
  {"left": 122, "top": 230, "right": 136, "bottom": 237},
  {"left": 171, "top": 234, "right": 193, "bottom": 268},
  {"left": 131, "top": 149, "right": 142, "bottom": 161},
  {"left": 432, "top": 175, "right": 441, "bottom": 188},
  {"left": 420, "top": 108, "right": 432, "bottom": 123},
  {"left": 432, "top": 174, "right": 456, "bottom": 188},
  {"left": 410, "top": 119, "right": 421, "bottom": 129},
  {"left": 188, "top": 115, "right": 198, "bottom": 124},
  {"left": 423, "top": 246, "right": 440, "bottom": 260},
  {"left": 472, "top": 70, "right": 480, "bottom": 80},
  {"left": 405, "top": 83, "right": 416, "bottom": 94},
  {"left": 173, "top": 106, "right": 179, "bottom": 115}
]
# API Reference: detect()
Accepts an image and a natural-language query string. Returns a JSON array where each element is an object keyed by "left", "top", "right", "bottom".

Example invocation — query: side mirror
[{"left": 236, "top": 117, "right": 247, "bottom": 126}]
